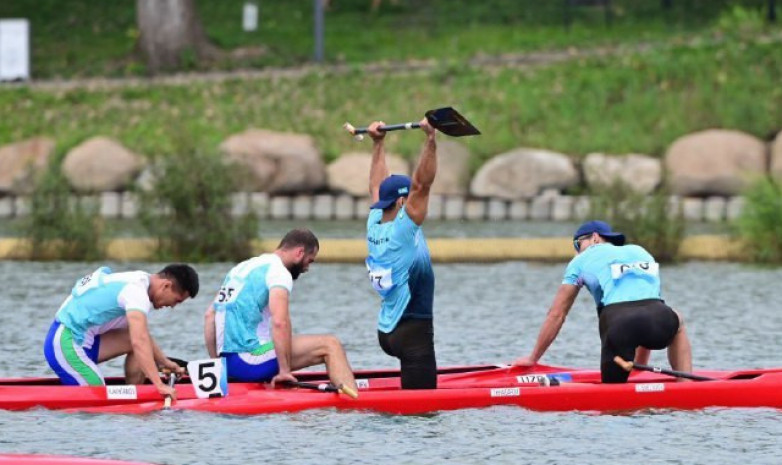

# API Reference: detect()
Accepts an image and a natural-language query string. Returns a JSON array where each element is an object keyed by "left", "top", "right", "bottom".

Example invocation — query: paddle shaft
[
  {"left": 284, "top": 381, "right": 359, "bottom": 399},
  {"left": 163, "top": 375, "right": 176, "bottom": 409},
  {"left": 614, "top": 356, "right": 714, "bottom": 381},
  {"left": 351, "top": 122, "right": 421, "bottom": 135}
]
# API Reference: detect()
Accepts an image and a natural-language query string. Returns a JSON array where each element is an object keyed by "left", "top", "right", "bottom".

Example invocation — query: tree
[{"left": 135, "top": 0, "right": 219, "bottom": 73}]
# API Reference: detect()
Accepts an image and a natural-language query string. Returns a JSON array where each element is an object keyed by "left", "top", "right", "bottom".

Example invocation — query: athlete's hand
[
  {"left": 161, "top": 359, "right": 186, "bottom": 378},
  {"left": 419, "top": 118, "right": 435, "bottom": 136},
  {"left": 270, "top": 371, "right": 298, "bottom": 388},
  {"left": 368, "top": 121, "right": 386, "bottom": 142},
  {"left": 156, "top": 382, "right": 177, "bottom": 400},
  {"left": 512, "top": 356, "right": 537, "bottom": 367}
]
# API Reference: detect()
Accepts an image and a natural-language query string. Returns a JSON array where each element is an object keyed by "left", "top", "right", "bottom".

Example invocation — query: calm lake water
[{"left": 1, "top": 259, "right": 781, "bottom": 465}]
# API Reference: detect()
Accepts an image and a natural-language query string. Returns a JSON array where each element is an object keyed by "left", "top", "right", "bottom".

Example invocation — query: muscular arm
[
  {"left": 126, "top": 311, "right": 166, "bottom": 390},
  {"left": 404, "top": 124, "right": 436, "bottom": 225},
  {"left": 368, "top": 122, "right": 389, "bottom": 202},
  {"left": 268, "top": 288, "right": 293, "bottom": 376},
  {"left": 527, "top": 284, "right": 580, "bottom": 363},
  {"left": 204, "top": 304, "right": 217, "bottom": 358}
]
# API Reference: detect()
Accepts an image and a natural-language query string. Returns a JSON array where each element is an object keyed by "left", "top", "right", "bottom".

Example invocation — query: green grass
[
  {"left": 1, "top": 35, "right": 780, "bottom": 168},
  {"left": 0, "top": 0, "right": 776, "bottom": 78}
]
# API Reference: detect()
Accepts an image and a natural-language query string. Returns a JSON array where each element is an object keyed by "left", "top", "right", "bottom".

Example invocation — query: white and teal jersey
[
  {"left": 563, "top": 243, "right": 662, "bottom": 312},
  {"left": 55, "top": 267, "right": 153, "bottom": 348},
  {"left": 366, "top": 208, "right": 434, "bottom": 333},
  {"left": 212, "top": 254, "right": 293, "bottom": 355}
]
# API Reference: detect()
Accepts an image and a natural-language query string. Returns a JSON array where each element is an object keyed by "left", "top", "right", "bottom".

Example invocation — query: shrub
[
  {"left": 23, "top": 162, "right": 103, "bottom": 260},
  {"left": 735, "top": 177, "right": 782, "bottom": 264},
  {"left": 138, "top": 143, "right": 258, "bottom": 262},
  {"left": 586, "top": 181, "right": 686, "bottom": 263}
]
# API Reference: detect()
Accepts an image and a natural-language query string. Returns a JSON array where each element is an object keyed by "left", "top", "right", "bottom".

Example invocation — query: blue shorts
[
  {"left": 44, "top": 320, "right": 103, "bottom": 386},
  {"left": 222, "top": 352, "right": 279, "bottom": 382}
]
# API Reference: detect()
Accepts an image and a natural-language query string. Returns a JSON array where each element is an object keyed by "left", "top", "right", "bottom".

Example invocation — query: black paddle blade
[{"left": 424, "top": 107, "right": 481, "bottom": 137}]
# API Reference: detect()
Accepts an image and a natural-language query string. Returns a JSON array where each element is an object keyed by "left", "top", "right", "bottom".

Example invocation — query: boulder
[
  {"left": 62, "top": 137, "right": 145, "bottom": 193},
  {"left": 470, "top": 148, "right": 578, "bottom": 200},
  {"left": 665, "top": 129, "right": 766, "bottom": 196},
  {"left": 327, "top": 152, "right": 409, "bottom": 197},
  {"left": 0, "top": 137, "right": 55, "bottom": 195},
  {"left": 219, "top": 129, "right": 326, "bottom": 194},
  {"left": 771, "top": 130, "right": 782, "bottom": 180},
  {"left": 583, "top": 153, "right": 661, "bottom": 194},
  {"left": 431, "top": 140, "right": 471, "bottom": 196}
]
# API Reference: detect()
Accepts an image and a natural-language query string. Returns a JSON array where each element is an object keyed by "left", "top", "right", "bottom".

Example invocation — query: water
[{"left": 1, "top": 260, "right": 781, "bottom": 465}]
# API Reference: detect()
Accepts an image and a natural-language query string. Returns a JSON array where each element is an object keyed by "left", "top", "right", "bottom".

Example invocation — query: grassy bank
[
  {"left": 1, "top": 35, "right": 780, "bottom": 167},
  {"left": 0, "top": 0, "right": 776, "bottom": 78}
]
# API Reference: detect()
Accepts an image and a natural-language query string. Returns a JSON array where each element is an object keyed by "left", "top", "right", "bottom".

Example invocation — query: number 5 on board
[{"left": 187, "top": 358, "right": 229, "bottom": 398}]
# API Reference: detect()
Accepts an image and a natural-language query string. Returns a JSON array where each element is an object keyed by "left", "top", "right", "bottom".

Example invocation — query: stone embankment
[{"left": 1, "top": 127, "right": 780, "bottom": 222}]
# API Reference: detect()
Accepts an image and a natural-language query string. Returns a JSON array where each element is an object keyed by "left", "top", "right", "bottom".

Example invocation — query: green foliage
[
  {"left": 735, "top": 177, "right": 782, "bottom": 264},
  {"left": 587, "top": 182, "right": 686, "bottom": 263},
  {"left": 714, "top": 5, "right": 767, "bottom": 37},
  {"left": 23, "top": 163, "right": 103, "bottom": 261},
  {"left": 138, "top": 139, "right": 258, "bottom": 262}
]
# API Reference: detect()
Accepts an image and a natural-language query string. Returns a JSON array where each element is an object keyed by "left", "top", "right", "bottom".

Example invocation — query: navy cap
[
  {"left": 573, "top": 220, "right": 626, "bottom": 246},
  {"left": 370, "top": 174, "right": 411, "bottom": 210}
]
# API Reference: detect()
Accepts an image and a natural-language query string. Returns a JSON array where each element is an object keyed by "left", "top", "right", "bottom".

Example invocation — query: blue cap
[
  {"left": 370, "top": 175, "right": 412, "bottom": 210},
  {"left": 573, "top": 220, "right": 626, "bottom": 246}
]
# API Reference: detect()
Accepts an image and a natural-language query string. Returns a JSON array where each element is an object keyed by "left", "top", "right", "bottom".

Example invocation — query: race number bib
[
  {"left": 73, "top": 268, "right": 105, "bottom": 296},
  {"left": 187, "top": 358, "right": 229, "bottom": 398},
  {"left": 367, "top": 266, "right": 393, "bottom": 292},
  {"left": 610, "top": 262, "right": 659, "bottom": 279},
  {"left": 214, "top": 280, "right": 244, "bottom": 304}
]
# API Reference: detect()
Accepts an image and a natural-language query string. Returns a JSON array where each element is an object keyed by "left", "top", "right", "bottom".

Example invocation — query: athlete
[
  {"left": 513, "top": 220, "right": 693, "bottom": 383},
  {"left": 203, "top": 228, "right": 357, "bottom": 393},
  {"left": 44, "top": 264, "right": 199, "bottom": 398},
  {"left": 365, "top": 118, "right": 438, "bottom": 389}
]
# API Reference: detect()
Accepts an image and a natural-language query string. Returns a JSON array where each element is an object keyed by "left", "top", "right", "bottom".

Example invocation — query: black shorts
[
  {"left": 599, "top": 299, "right": 680, "bottom": 384},
  {"left": 378, "top": 318, "right": 437, "bottom": 389}
]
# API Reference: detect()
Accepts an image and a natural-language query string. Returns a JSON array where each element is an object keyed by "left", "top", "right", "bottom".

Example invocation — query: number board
[{"left": 187, "top": 358, "right": 229, "bottom": 399}]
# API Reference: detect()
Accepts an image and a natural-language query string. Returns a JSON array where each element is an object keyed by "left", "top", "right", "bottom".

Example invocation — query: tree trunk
[{"left": 135, "top": 0, "right": 218, "bottom": 73}]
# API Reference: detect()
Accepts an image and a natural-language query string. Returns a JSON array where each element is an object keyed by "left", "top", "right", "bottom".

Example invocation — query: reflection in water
[{"left": 0, "top": 261, "right": 780, "bottom": 465}]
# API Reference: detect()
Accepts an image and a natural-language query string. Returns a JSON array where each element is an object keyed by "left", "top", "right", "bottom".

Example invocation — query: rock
[
  {"left": 431, "top": 140, "right": 471, "bottom": 196},
  {"left": 665, "top": 129, "right": 766, "bottom": 196},
  {"left": 62, "top": 137, "right": 145, "bottom": 193},
  {"left": 327, "top": 152, "right": 409, "bottom": 197},
  {"left": 220, "top": 129, "right": 326, "bottom": 194},
  {"left": 583, "top": 153, "right": 661, "bottom": 194},
  {"left": 0, "top": 137, "right": 55, "bottom": 195},
  {"left": 470, "top": 148, "right": 579, "bottom": 200}
]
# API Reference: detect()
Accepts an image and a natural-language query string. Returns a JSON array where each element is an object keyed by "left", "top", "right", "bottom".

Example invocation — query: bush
[
  {"left": 23, "top": 163, "right": 103, "bottom": 261},
  {"left": 138, "top": 143, "right": 258, "bottom": 262},
  {"left": 735, "top": 177, "right": 782, "bottom": 264},
  {"left": 586, "top": 181, "right": 686, "bottom": 263}
]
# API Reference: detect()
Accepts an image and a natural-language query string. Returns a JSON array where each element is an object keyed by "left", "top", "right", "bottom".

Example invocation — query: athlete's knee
[{"left": 323, "top": 334, "right": 345, "bottom": 354}]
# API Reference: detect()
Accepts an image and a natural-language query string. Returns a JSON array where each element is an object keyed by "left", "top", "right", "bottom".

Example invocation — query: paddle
[
  {"left": 283, "top": 380, "right": 359, "bottom": 399},
  {"left": 343, "top": 107, "right": 481, "bottom": 141},
  {"left": 614, "top": 356, "right": 715, "bottom": 382},
  {"left": 163, "top": 373, "right": 176, "bottom": 410}
]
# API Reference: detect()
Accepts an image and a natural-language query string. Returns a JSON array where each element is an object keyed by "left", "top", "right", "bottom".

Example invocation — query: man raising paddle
[
  {"left": 365, "top": 118, "right": 438, "bottom": 389},
  {"left": 203, "top": 228, "right": 357, "bottom": 394},
  {"left": 44, "top": 264, "right": 199, "bottom": 399},
  {"left": 513, "top": 220, "right": 693, "bottom": 383}
]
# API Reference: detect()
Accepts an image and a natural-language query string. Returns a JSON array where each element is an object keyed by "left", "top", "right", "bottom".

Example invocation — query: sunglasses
[{"left": 573, "top": 234, "right": 592, "bottom": 252}]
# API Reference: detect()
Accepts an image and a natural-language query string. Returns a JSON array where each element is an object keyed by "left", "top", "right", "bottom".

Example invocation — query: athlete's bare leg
[
  {"left": 291, "top": 334, "right": 357, "bottom": 392},
  {"left": 667, "top": 311, "right": 693, "bottom": 380},
  {"left": 97, "top": 329, "right": 145, "bottom": 384}
]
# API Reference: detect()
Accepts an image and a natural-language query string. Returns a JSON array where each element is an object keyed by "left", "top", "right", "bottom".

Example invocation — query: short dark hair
[
  {"left": 278, "top": 228, "right": 319, "bottom": 254},
  {"left": 158, "top": 263, "right": 199, "bottom": 298}
]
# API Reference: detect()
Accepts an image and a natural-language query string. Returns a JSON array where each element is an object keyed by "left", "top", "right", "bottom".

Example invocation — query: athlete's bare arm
[
  {"left": 127, "top": 312, "right": 175, "bottom": 398},
  {"left": 368, "top": 121, "right": 388, "bottom": 202},
  {"left": 268, "top": 287, "right": 296, "bottom": 385},
  {"left": 513, "top": 284, "right": 579, "bottom": 366},
  {"left": 405, "top": 119, "right": 436, "bottom": 226},
  {"left": 204, "top": 305, "right": 217, "bottom": 359}
]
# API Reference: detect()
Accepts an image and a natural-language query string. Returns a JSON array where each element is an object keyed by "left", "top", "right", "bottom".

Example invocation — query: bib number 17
[{"left": 187, "top": 358, "right": 229, "bottom": 398}]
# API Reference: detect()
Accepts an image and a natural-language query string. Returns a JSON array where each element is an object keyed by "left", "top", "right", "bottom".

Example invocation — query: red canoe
[{"left": 2, "top": 364, "right": 781, "bottom": 415}]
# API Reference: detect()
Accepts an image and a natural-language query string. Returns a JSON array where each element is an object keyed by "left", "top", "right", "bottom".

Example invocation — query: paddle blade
[{"left": 424, "top": 107, "right": 481, "bottom": 137}]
